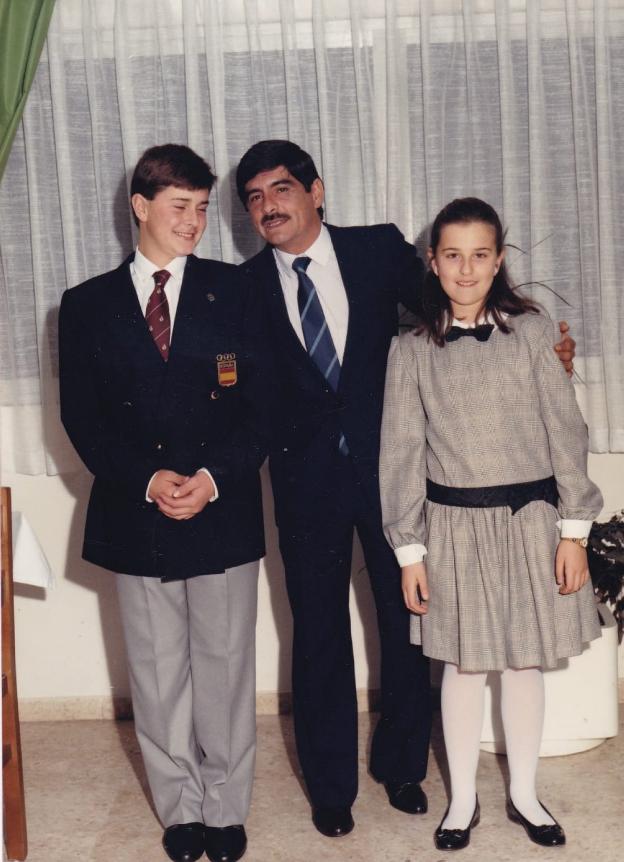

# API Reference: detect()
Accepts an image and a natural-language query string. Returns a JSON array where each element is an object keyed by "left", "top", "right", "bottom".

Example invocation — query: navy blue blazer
[
  {"left": 59, "top": 254, "right": 270, "bottom": 579},
  {"left": 241, "top": 223, "right": 424, "bottom": 531}
]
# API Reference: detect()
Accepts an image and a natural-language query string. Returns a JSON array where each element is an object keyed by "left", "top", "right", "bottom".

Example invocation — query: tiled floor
[{"left": 13, "top": 711, "right": 623, "bottom": 862}]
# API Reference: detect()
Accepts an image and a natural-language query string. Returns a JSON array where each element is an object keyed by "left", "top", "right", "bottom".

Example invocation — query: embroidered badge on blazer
[{"left": 216, "top": 353, "right": 237, "bottom": 387}]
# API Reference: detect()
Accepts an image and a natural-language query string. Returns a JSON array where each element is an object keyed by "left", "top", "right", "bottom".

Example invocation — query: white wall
[
  {"left": 4, "top": 454, "right": 623, "bottom": 717},
  {"left": 5, "top": 464, "right": 379, "bottom": 714}
]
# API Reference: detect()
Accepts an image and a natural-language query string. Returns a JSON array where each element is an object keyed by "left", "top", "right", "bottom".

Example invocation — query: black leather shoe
[
  {"left": 204, "top": 825, "right": 247, "bottom": 862},
  {"left": 162, "top": 823, "right": 206, "bottom": 862},
  {"left": 507, "top": 799, "right": 566, "bottom": 846},
  {"left": 312, "top": 806, "right": 354, "bottom": 837},
  {"left": 434, "top": 797, "right": 480, "bottom": 851},
  {"left": 385, "top": 780, "right": 428, "bottom": 814}
]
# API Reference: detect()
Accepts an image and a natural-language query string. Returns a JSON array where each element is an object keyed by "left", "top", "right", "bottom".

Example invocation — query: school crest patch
[{"left": 216, "top": 353, "right": 237, "bottom": 387}]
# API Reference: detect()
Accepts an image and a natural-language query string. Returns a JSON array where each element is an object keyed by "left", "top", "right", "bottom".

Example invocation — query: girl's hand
[
  {"left": 554, "top": 320, "right": 576, "bottom": 377},
  {"left": 555, "top": 540, "right": 590, "bottom": 594},
  {"left": 401, "top": 562, "right": 429, "bottom": 614}
]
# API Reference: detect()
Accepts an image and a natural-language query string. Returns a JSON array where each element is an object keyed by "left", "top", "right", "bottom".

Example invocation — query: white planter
[{"left": 481, "top": 603, "right": 619, "bottom": 757}]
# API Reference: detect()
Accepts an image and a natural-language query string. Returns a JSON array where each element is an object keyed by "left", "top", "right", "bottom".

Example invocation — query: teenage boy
[
  {"left": 236, "top": 139, "right": 576, "bottom": 838},
  {"left": 59, "top": 144, "right": 269, "bottom": 862}
]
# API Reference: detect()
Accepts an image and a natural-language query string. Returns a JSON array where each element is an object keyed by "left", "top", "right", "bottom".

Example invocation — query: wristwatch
[{"left": 561, "top": 537, "right": 589, "bottom": 548}]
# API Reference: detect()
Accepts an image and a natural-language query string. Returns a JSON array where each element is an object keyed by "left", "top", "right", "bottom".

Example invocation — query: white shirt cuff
[
  {"left": 394, "top": 544, "right": 427, "bottom": 566},
  {"left": 198, "top": 468, "right": 219, "bottom": 502},
  {"left": 146, "top": 472, "right": 158, "bottom": 503},
  {"left": 556, "top": 519, "right": 593, "bottom": 539}
]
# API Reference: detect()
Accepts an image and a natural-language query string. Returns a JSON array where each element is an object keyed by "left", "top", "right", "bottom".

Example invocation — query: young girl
[{"left": 379, "top": 198, "right": 602, "bottom": 851}]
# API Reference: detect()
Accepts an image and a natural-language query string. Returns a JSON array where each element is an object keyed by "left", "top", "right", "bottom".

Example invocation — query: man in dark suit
[
  {"left": 235, "top": 140, "right": 431, "bottom": 838},
  {"left": 235, "top": 140, "right": 576, "bottom": 839},
  {"left": 59, "top": 144, "right": 269, "bottom": 862}
]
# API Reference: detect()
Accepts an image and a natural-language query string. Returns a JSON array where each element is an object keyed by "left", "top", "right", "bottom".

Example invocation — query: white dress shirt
[
  {"left": 273, "top": 224, "right": 349, "bottom": 361},
  {"left": 394, "top": 314, "right": 591, "bottom": 568},
  {"left": 130, "top": 248, "right": 186, "bottom": 333},
  {"left": 130, "top": 249, "right": 218, "bottom": 503}
]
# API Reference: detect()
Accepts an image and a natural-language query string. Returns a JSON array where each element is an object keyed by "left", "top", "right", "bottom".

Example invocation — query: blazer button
[
  {"left": 206, "top": 292, "right": 215, "bottom": 302},
  {"left": 210, "top": 390, "right": 220, "bottom": 400},
  {"left": 155, "top": 442, "right": 164, "bottom": 450}
]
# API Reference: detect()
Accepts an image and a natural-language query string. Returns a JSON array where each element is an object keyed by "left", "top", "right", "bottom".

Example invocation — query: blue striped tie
[{"left": 293, "top": 256, "right": 349, "bottom": 455}]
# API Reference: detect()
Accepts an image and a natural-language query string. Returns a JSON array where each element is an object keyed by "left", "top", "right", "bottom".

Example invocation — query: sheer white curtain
[{"left": 1, "top": 0, "right": 623, "bottom": 474}]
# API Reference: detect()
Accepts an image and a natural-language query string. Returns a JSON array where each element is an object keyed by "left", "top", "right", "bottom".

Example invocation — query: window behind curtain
[{"left": 0, "top": 0, "right": 622, "bottom": 474}]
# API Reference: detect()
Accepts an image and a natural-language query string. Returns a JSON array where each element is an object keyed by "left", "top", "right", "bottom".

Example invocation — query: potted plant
[{"left": 588, "top": 510, "right": 624, "bottom": 642}]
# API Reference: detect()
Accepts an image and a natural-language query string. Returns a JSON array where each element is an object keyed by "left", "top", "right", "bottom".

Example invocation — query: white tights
[{"left": 440, "top": 662, "right": 555, "bottom": 829}]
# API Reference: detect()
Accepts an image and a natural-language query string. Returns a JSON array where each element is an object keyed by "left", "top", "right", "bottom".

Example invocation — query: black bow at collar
[{"left": 445, "top": 323, "right": 494, "bottom": 343}]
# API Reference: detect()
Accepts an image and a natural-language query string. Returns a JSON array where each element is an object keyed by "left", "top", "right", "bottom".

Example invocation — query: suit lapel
[
  {"left": 168, "top": 255, "right": 201, "bottom": 361},
  {"left": 253, "top": 232, "right": 366, "bottom": 393},
  {"left": 254, "top": 245, "right": 313, "bottom": 366},
  {"left": 120, "top": 254, "right": 207, "bottom": 368},
  {"left": 108, "top": 254, "right": 141, "bottom": 321},
  {"left": 327, "top": 225, "right": 364, "bottom": 391},
  {"left": 107, "top": 255, "right": 169, "bottom": 367}
]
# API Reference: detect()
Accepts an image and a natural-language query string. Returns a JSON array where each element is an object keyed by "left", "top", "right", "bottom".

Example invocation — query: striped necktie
[
  {"left": 146, "top": 269, "right": 171, "bottom": 361},
  {"left": 293, "top": 256, "right": 348, "bottom": 455}
]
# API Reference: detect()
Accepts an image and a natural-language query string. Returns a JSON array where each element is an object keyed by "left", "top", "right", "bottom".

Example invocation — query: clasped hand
[{"left": 148, "top": 469, "right": 216, "bottom": 520}]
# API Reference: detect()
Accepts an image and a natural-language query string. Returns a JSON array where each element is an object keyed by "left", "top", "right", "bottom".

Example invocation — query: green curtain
[{"left": 0, "top": 0, "right": 56, "bottom": 180}]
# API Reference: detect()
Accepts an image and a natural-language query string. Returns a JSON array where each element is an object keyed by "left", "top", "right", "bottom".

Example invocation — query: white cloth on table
[{"left": 11, "top": 512, "right": 55, "bottom": 588}]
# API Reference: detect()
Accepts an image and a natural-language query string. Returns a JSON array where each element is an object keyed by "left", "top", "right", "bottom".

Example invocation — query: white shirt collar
[
  {"left": 451, "top": 310, "right": 509, "bottom": 329},
  {"left": 133, "top": 247, "right": 187, "bottom": 282},
  {"left": 273, "top": 223, "right": 332, "bottom": 278}
]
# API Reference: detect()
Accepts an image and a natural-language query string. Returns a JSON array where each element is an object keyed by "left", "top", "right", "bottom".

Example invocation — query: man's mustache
[{"left": 262, "top": 213, "right": 290, "bottom": 225}]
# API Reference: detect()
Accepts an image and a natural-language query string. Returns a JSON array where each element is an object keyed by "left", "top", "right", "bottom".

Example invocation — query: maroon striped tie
[{"left": 146, "top": 269, "right": 171, "bottom": 361}]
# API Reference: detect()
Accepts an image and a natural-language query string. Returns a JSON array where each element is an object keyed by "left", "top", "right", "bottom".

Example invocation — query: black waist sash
[{"left": 425, "top": 476, "right": 558, "bottom": 515}]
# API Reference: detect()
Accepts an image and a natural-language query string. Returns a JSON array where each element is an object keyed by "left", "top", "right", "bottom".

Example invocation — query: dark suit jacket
[
  {"left": 241, "top": 223, "right": 424, "bottom": 533},
  {"left": 59, "top": 253, "right": 270, "bottom": 579}
]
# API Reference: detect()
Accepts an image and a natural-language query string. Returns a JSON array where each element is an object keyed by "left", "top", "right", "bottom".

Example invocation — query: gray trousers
[{"left": 115, "top": 561, "right": 259, "bottom": 828}]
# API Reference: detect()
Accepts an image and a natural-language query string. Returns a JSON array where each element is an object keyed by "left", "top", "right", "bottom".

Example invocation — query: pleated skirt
[{"left": 411, "top": 500, "right": 601, "bottom": 671}]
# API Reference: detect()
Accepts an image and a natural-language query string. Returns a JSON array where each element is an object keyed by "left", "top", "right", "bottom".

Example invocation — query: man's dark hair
[
  {"left": 130, "top": 144, "right": 216, "bottom": 225},
  {"left": 236, "top": 139, "right": 324, "bottom": 218},
  {"left": 415, "top": 197, "right": 540, "bottom": 346}
]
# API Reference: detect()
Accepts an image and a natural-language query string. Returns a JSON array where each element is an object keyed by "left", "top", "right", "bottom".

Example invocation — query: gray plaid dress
[{"left": 379, "top": 312, "right": 603, "bottom": 672}]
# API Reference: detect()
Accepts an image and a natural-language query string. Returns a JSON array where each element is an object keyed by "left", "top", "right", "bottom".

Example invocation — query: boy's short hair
[{"left": 130, "top": 144, "right": 216, "bottom": 224}]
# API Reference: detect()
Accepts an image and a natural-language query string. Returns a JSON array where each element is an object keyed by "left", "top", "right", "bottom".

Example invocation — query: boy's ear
[{"left": 131, "top": 193, "right": 149, "bottom": 224}]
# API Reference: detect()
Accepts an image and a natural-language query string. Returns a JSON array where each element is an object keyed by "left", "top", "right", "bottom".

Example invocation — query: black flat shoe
[
  {"left": 312, "top": 806, "right": 354, "bottom": 837},
  {"left": 506, "top": 799, "right": 566, "bottom": 847},
  {"left": 204, "top": 825, "right": 247, "bottom": 862},
  {"left": 434, "top": 798, "right": 480, "bottom": 851},
  {"left": 162, "top": 823, "right": 206, "bottom": 862},
  {"left": 385, "top": 780, "right": 428, "bottom": 814}
]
